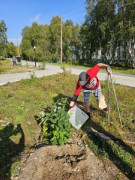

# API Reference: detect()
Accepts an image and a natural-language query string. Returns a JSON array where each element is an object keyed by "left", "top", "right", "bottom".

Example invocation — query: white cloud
[
  {"left": 31, "top": 14, "right": 41, "bottom": 23},
  {"left": 8, "top": 38, "right": 22, "bottom": 46}
]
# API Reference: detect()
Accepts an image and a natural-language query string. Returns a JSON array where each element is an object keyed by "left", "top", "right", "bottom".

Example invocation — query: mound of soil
[{"left": 13, "top": 131, "right": 127, "bottom": 180}]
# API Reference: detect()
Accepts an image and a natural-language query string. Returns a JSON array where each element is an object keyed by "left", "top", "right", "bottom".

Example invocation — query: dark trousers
[{"left": 13, "top": 61, "right": 17, "bottom": 66}]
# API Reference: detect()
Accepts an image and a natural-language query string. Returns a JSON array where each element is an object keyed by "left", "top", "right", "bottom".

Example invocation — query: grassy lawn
[
  {"left": 0, "top": 60, "right": 39, "bottom": 74},
  {"left": 49, "top": 62, "right": 135, "bottom": 75},
  {"left": 1, "top": 59, "right": 135, "bottom": 75},
  {"left": 0, "top": 72, "right": 135, "bottom": 178}
]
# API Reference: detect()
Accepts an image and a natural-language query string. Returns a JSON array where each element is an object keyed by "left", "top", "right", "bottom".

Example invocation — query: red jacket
[{"left": 74, "top": 65, "right": 100, "bottom": 96}]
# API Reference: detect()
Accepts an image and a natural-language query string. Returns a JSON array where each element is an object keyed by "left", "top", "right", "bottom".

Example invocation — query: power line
[
  {"left": 63, "top": 14, "right": 85, "bottom": 21},
  {"left": 64, "top": 10, "right": 85, "bottom": 18},
  {"left": 62, "top": 8, "right": 121, "bottom": 25},
  {"left": 62, "top": 3, "right": 86, "bottom": 16},
  {"left": 62, "top": 1, "right": 135, "bottom": 25},
  {"left": 62, "top": 1, "right": 135, "bottom": 19},
  {"left": 62, "top": 8, "right": 86, "bottom": 24},
  {"left": 69, "top": 16, "right": 85, "bottom": 22}
]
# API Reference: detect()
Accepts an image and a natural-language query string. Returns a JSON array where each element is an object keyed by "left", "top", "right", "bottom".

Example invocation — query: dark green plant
[{"left": 39, "top": 98, "right": 71, "bottom": 146}]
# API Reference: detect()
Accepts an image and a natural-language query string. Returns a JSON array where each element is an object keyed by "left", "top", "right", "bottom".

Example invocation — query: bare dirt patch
[{"left": 13, "top": 131, "right": 127, "bottom": 180}]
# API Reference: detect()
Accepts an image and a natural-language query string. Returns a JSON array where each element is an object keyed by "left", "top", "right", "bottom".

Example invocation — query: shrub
[
  {"left": 39, "top": 98, "right": 71, "bottom": 146},
  {"left": 41, "top": 61, "right": 46, "bottom": 70},
  {"left": 0, "top": 56, "right": 6, "bottom": 60}
]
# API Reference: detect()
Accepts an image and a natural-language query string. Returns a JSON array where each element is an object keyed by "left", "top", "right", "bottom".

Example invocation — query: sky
[{"left": 0, "top": 0, "right": 86, "bottom": 46}]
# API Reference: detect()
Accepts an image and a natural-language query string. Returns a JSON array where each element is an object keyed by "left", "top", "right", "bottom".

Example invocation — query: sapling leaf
[
  {"left": 51, "top": 124, "right": 55, "bottom": 129},
  {"left": 59, "top": 138, "right": 64, "bottom": 146},
  {"left": 51, "top": 137, "right": 57, "bottom": 145},
  {"left": 39, "top": 98, "right": 71, "bottom": 146}
]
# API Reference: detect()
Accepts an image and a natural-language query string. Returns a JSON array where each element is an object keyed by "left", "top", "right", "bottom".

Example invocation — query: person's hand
[
  {"left": 106, "top": 66, "right": 112, "bottom": 74},
  {"left": 69, "top": 101, "right": 75, "bottom": 108},
  {"left": 68, "top": 101, "right": 75, "bottom": 114}
]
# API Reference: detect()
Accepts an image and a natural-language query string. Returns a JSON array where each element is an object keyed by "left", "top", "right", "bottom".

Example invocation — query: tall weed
[{"left": 61, "top": 65, "right": 71, "bottom": 76}]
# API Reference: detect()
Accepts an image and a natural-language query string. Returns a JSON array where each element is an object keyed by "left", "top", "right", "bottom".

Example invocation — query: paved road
[{"left": 0, "top": 60, "right": 135, "bottom": 87}]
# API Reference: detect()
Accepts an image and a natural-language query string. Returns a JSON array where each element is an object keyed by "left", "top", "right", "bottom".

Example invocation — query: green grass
[
  {"left": 0, "top": 59, "right": 39, "bottom": 74},
  {"left": 0, "top": 73, "right": 135, "bottom": 179},
  {"left": 0, "top": 60, "right": 12, "bottom": 73},
  {"left": 48, "top": 62, "right": 135, "bottom": 75},
  {"left": 1, "top": 59, "right": 135, "bottom": 75}
]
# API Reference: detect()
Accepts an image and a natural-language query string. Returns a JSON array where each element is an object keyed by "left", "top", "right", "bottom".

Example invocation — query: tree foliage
[
  {"left": 7, "top": 42, "right": 17, "bottom": 57},
  {"left": 80, "top": 0, "right": 135, "bottom": 67},
  {"left": 19, "top": 2, "right": 135, "bottom": 68},
  {"left": 20, "top": 17, "right": 80, "bottom": 63},
  {"left": 0, "top": 20, "right": 7, "bottom": 57}
]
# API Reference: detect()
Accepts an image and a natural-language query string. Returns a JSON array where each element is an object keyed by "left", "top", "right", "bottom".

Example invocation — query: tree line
[
  {"left": 21, "top": 17, "right": 80, "bottom": 64},
  {"left": 0, "top": 0, "right": 135, "bottom": 68},
  {"left": 0, "top": 20, "right": 17, "bottom": 58},
  {"left": 80, "top": 0, "right": 135, "bottom": 68}
]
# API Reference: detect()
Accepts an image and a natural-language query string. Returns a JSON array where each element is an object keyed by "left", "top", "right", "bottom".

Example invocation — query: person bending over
[{"left": 69, "top": 63, "right": 112, "bottom": 118}]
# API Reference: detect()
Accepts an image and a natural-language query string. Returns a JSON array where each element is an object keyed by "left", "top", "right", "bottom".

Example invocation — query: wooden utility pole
[{"left": 60, "top": 15, "right": 63, "bottom": 64}]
